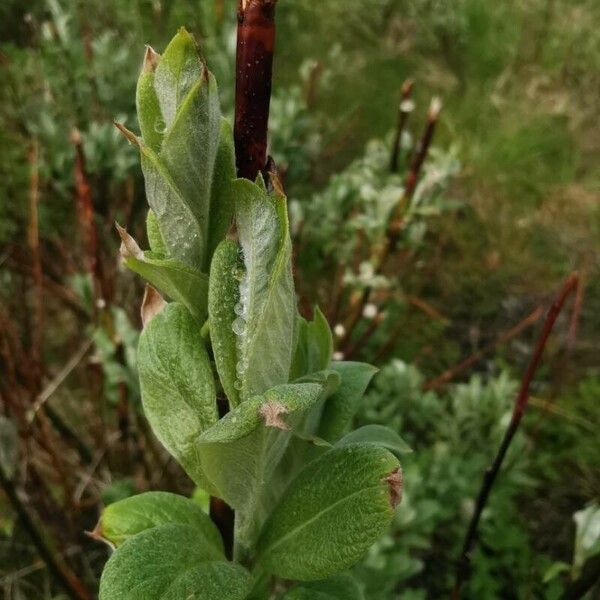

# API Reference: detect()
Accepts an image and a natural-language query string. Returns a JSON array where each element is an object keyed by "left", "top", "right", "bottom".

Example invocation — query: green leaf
[
  {"left": 318, "top": 361, "right": 378, "bottom": 442},
  {"left": 160, "top": 71, "right": 221, "bottom": 271},
  {"left": 208, "top": 118, "right": 236, "bottom": 259},
  {"left": 336, "top": 425, "right": 412, "bottom": 457},
  {"left": 208, "top": 239, "right": 240, "bottom": 407},
  {"left": 153, "top": 28, "right": 203, "bottom": 129},
  {"left": 99, "top": 524, "right": 250, "bottom": 600},
  {"left": 290, "top": 306, "right": 333, "bottom": 381},
  {"left": 140, "top": 142, "right": 205, "bottom": 268},
  {"left": 138, "top": 303, "right": 217, "bottom": 486},
  {"left": 257, "top": 444, "right": 402, "bottom": 580},
  {"left": 0, "top": 416, "right": 18, "bottom": 479},
  {"left": 284, "top": 574, "right": 364, "bottom": 600},
  {"left": 96, "top": 491, "right": 222, "bottom": 554},
  {"left": 198, "top": 382, "right": 325, "bottom": 508},
  {"left": 136, "top": 46, "right": 163, "bottom": 152},
  {"left": 118, "top": 224, "right": 208, "bottom": 321},
  {"left": 234, "top": 177, "right": 296, "bottom": 400},
  {"left": 146, "top": 209, "right": 167, "bottom": 255},
  {"left": 132, "top": 29, "right": 228, "bottom": 272}
]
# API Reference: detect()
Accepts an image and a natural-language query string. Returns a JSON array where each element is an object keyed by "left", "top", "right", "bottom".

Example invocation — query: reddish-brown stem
[
  {"left": 451, "top": 273, "right": 579, "bottom": 599},
  {"left": 71, "top": 129, "right": 104, "bottom": 312},
  {"left": 403, "top": 97, "right": 441, "bottom": 199},
  {"left": 390, "top": 79, "right": 414, "bottom": 173},
  {"left": 234, "top": 0, "right": 277, "bottom": 180}
]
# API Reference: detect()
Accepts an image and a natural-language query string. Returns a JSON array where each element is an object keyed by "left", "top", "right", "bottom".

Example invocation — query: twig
[
  {"left": 234, "top": 0, "right": 277, "bottom": 180},
  {"left": 451, "top": 273, "right": 579, "bottom": 599},
  {"left": 28, "top": 339, "right": 93, "bottom": 422},
  {"left": 389, "top": 79, "right": 414, "bottom": 173},
  {"left": 424, "top": 306, "right": 544, "bottom": 391},
  {"left": 339, "top": 98, "right": 442, "bottom": 347},
  {"left": 0, "top": 464, "right": 92, "bottom": 600},
  {"left": 27, "top": 140, "right": 44, "bottom": 379}
]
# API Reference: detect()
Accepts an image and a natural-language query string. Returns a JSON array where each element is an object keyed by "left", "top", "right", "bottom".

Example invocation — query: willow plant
[{"left": 94, "top": 27, "right": 408, "bottom": 600}]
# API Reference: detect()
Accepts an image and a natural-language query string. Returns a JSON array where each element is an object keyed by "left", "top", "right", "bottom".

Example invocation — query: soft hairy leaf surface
[
  {"left": 290, "top": 306, "right": 333, "bottom": 381},
  {"left": 284, "top": 574, "right": 364, "bottom": 600},
  {"left": 257, "top": 444, "right": 401, "bottom": 580},
  {"left": 99, "top": 523, "right": 250, "bottom": 600},
  {"left": 198, "top": 382, "right": 324, "bottom": 510},
  {"left": 234, "top": 177, "right": 296, "bottom": 400},
  {"left": 208, "top": 239, "right": 240, "bottom": 407},
  {"left": 318, "top": 361, "right": 378, "bottom": 442},
  {"left": 119, "top": 227, "right": 208, "bottom": 321},
  {"left": 133, "top": 28, "right": 232, "bottom": 272},
  {"left": 146, "top": 209, "right": 167, "bottom": 255},
  {"left": 336, "top": 424, "right": 412, "bottom": 457},
  {"left": 97, "top": 491, "right": 222, "bottom": 553},
  {"left": 138, "top": 303, "right": 217, "bottom": 486}
]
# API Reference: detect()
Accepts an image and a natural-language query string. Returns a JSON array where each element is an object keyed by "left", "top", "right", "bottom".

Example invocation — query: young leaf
[
  {"left": 153, "top": 28, "right": 203, "bottom": 129},
  {"left": 198, "top": 382, "right": 325, "bottom": 511},
  {"left": 117, "top": 224, "right": 208, "bottom": 321},
  {"left": 318, "top": 361, "right": 378, "bottom": 442},
  {"left": 208, "top": 239, "right": 240, "bottom": 407},
  {"left": 284, "top": 574, "right": 365, "bottom": 600},
  {"left": 99, "top": 523, "right": 250, "bottom": 600},
  {"left": 234, "top": 177, "right": 296, "bottom": 400},
  {"left": 136, "top": 46, "right": 162, "bottom": 152},
  {"left": 138, "top": 303, "right": 217, "bottom": 486},
  {"left": 95, "top": 491, "right": 223, "bottom": 553},
  {"left": 257, "top": 444, "right": 402, "bottom": 580},
  {"left": 290, "top": 306, "right": 333, "bottom": 381},
  {"left": 208, "top": 118, "right": 236, "bottom": 259},
  {"left": 159, "top": 71, "right": 221, "bottom": 271},
  {"left": 336, "top": 424, "right": 412, "bottom": 457},
  {"left": 140, "top": 142, "right": 206, "bottom": 268},
  {"left": 146, "top": 209, "right": 167, "bottom": 255}
]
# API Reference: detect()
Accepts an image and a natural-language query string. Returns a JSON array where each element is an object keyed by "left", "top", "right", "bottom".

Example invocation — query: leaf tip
[
  {"left": 114, "top": 121, "right": 140, "bottom": 146},
  {"left": 384, "top": 467, "right": 403, "bottom": 509},
  {"left": 259, "top": 401, "right": 290, "bottom": 430},
  {"left": 142, "top": 45, "right": 160, "bottom": 73},
  {"left": 115, "top": 222, "right": 144, "bottom": 260},
  {"left": 141, "top": 285, "right": 167, "bottom": 327}
]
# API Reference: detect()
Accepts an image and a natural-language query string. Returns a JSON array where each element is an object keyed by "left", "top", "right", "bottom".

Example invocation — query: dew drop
[
  {"left": 154, "top": 116, "right": 166, "bottom": 134},
  {"left": 234, "top": 302, "right": 244, "bottom": 316},
  {"left": 232, "top": 317, "right": 246, "bottom": 336},
  {"left": 233, "top": 379, "right": 242, "bottom": 390}
]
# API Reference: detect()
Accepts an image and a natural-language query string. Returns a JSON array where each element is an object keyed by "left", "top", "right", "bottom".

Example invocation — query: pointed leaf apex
[
  {"left": 114, "top": 121, "right": 140, "bottom": 146},
  {"left": 115, "top": 223, "right": 144, "bottom": 260},
  {"left": 268, "top": 170, "right": 286, "bottom": 198},
  {"left": 142, "top": 45, "right": 160, "bottom": 73},
  {"left": 141, "top": 285, "right": 167, "bottom": 327},
  {"left": 259, "top": 401, "right": 290, "bottom": 430}
]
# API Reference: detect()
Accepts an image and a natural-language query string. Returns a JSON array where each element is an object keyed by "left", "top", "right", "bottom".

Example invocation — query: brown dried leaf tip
[
  {"left": 259, "top": 401, "right": 290, "bottom": 430},
  {"left": 385, "top": 467, "right": 403, "bottom": 508},
  {"left": 115, "top": 223, "right": 144, "bottom": 261},
  {"left": 85, "top": 522, "right": 114, "bottom": 549},
  {"left": 141, "top": 285, "right": 167, "bottom": 327}
]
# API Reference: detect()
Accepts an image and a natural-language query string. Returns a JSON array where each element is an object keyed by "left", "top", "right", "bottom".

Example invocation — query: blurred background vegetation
[{"left": 0, "top": 0, "right": 599, "bottom": 598}]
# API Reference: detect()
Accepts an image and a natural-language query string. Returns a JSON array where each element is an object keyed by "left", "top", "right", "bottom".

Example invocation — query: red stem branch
[
  {"left": 451, "top": 273, "right": 579, "bottom": 598},
  {"left": 234, "top": 0, "right": 277, "bottom": 180}
]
